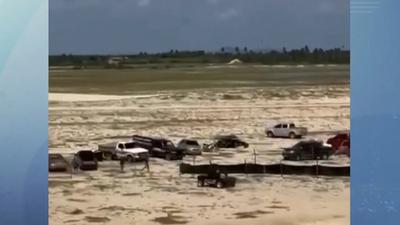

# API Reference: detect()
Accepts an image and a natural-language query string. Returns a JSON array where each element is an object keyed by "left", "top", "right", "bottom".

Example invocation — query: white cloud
[
  {"left": 218, "top": 8, "right": 239, "bottom": 21},
  {"left": 137, "top": 0, "right": 151, "bottom": 7}
]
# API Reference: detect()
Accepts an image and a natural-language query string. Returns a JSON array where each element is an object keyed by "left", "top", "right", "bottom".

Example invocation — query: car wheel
[
  {"left": 289, "top": 132, "right": 296, "bottom": 139},
  {"left": 216, "top": 181, "right": 223, "bottom": 189},
  {"left": 296, "top": 155, "right": 301, "bottom": 161},
  {"left": 323, "top": 154, "right": 329, "bottom": 160},
  {"left": 165, "top": 154, "right": 172, "bottom": 161},
  {"left": 127, "top": 155, "right": 134, "bottom": 163},
  {"left": 267, "top": 132, "right": 274, "bottom": 137},
  {"left": 197, "top": 179, "right": 204, "bottom": 187}
]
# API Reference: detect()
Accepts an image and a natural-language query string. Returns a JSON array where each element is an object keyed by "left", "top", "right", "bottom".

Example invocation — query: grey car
[
  {"left": 49, "top": 153, "right": 69, "bottom": 172},
  {"left": 177, "top": 139, "right": 202, "bottom": 155}
]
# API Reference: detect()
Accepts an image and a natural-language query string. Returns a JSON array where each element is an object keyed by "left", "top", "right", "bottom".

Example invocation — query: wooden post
[
  {"left": 244, "top": 159, "right": 247, "bottom": 177},
  {"left": 253, "top": 149, "right": 257, "bottom": 164}
]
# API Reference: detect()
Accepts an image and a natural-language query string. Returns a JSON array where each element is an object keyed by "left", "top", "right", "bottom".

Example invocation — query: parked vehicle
[
  {"left": 327, "top": 133, "right": 350, "bottom": 150},
  {"left": 213, "top": 135, "right": 249, "bottom": 149},
  {"left": 282, "top": 140, "right": 334, "bottom": 161},
  {"left": 93, "top": 150, "right": 104, "bottom": 162},
  {"left": 98, "top": 141, "right": 149, "bottom": 162},
  {"left": 177, "top": 139, "right": 202, "bottom": 155},
  {"left": 72, "top": 150, "right": 98, "bottom": 170},
  {"left": 335, "top": 139, "right": 350, "bottom": 157},
  {"left": 197, "top": 171, "right": 236, "bottom": 188},
  {"left": 265, "top": 123, "right": 308, "bottom": 139},
  {"left": 132, "top": 135, "right": 184, "bottom": 160},
  {"left": 49, "top": 153, "right": 68, "bottom": 172}
]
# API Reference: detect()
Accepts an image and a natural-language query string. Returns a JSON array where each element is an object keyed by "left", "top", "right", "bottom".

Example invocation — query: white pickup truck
[
  {"left": 98, "top": 141, "right": 149, "bottom": 162},
  {"left": 265, "top": 123, "right": 308, "bottom": 139}
]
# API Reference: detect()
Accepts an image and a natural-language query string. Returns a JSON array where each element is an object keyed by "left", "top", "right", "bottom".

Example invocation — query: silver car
[
  {"left": 177, "top": 139, "right": 202, "bottom": 156},
  {"left": 265, "top": 123, "right": 308, "bottom": 139}
]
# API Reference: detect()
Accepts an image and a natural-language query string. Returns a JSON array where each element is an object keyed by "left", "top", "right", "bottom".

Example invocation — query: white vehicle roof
[
  {"left": 124, "top": 147, "right": 149, "bottom": 154},
  {"left": 276, "top": 122, "right": 295, "bottom": 124},
  {"left": 268, "top": 122, "right": 295, "bottom": 127},
  {"left": 118, "top": 141, "right": 135, "bottom": 144}
]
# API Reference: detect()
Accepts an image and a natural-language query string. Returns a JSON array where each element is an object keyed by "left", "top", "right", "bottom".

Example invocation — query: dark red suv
[
  {"left": 327, "top": 133, "right": 350, "bottom": 156},
  {"left": 327, "top": 133, "right": 349, "bottom": 150}
]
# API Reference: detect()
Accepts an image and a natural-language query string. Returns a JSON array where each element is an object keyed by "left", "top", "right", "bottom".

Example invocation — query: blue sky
[{"left": 50, "top": 0, "right": 349, "bottom": 55}]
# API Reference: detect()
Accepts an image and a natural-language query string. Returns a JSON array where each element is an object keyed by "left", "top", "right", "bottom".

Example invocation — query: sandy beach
[{"left": 49, "top": 85, "right": 350, "bottom": 225}]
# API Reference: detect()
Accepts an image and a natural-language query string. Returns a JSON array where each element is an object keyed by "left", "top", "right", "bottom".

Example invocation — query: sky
[{"left": 50, "top": 0, "right": 349, "bottom": 55}]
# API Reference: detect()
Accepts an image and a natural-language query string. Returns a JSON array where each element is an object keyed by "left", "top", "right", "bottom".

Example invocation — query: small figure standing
[
  {"left": 71, "top": 155, "right": 79, "bottom": 172},
  {"left": 120, "top": 156, "right": 127, "bottom": 172},
  {"left": 144, "top": 158, "right": 150, "bottom": 172}
]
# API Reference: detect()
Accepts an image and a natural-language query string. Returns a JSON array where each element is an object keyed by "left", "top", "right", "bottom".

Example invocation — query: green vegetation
[
  {"left": 49, "top": 46, "right": 349, "bottom": 68},
  {"left": 49, "top": 64, "right": 349, "bottom": 95}
]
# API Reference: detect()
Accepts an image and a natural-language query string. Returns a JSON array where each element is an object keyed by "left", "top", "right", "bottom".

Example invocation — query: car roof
[
  {"left": 49, "top": 153, "right": 64, "bottom": 159},
  {"left": 298, "top": 140, "right": 322, "bottom": 144},
  {"left": 214, "top": 134, "right": 239, "bottom": 139},
  {"left": 77, "top": 150, "right": 94, "bottom": 154},
  {"left": 124, "top": 147, "right": 149, "bottom": 153},
  {"left": 181, "top": 139, "right": 198, "bottom": 142}
]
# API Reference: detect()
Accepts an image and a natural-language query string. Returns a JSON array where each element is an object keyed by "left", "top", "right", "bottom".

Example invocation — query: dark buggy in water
[{"left": 197, "top": 169, "right": 236, "bottom": 188}]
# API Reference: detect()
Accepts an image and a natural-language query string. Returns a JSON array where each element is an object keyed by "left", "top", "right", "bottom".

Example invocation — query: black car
[
  {"left": 214, "top": 135, "right": 249, "bottom": 149},
  {"left": 132, "top": 135, "right": 184, "bottom": 160},
  {"left": 282, "top": 140, "right": 334, "bottom": 161},
  {"left": 197, "top": 171, "right": 236, "bottom": 188},
  {"left": 72, "top": 150, "right": 98, "bottom": 170},
  {"left": 49, "top": 153, "right": 69, "bottom": 172}
]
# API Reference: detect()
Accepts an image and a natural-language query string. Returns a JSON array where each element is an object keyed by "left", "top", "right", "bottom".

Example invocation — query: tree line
[{"left": 49, "top": 46, "right": 349, "bottom": 67}]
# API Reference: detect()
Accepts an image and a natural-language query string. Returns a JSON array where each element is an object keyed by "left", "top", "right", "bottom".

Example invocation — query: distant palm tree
[{"left": 235, "top": 46, "right": 240, "bottom": 54}]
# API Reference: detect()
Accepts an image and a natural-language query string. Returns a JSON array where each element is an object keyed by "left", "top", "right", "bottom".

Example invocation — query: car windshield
[
  {"left": 292, "top": 142, "right": 304, "bottom": 149},
  {"left": 79, "top": 151, "right": 94, "bottom": 161},
  {"left": 186, "top": 140, "right": 199, "bottom": 146},
  {"left": 165, "top": 141, "right": 175, "bottom": 148},
  {"left": 49, "top": 154, "right": 62, "bottom": 160}
]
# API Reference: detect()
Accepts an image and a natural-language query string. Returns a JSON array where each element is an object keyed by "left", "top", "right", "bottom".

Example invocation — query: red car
[
  {"left": 327, "top": 133, "right": 350, "bottom": 156},
  {"left": 336, "top": 139, "right": 350, "bottom": 157},
  {"left": 327, "top": 133, "right": 349, "bottom": 150}
]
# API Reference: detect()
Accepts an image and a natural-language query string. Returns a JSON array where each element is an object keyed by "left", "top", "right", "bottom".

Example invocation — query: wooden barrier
[{"left": 179, "top": 163, "right": 350, "bottom": 177}]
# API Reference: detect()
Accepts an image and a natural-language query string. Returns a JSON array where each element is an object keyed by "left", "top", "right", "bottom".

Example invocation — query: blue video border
[
  {"left": 0, "top": 1, "right": 48, "bottom": 225},
  {"left": 351, "top": 0, "right": 400, "bottom": 225},
  {"left": 1, "top": 0, "right": 400, "bottom": 224}
]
